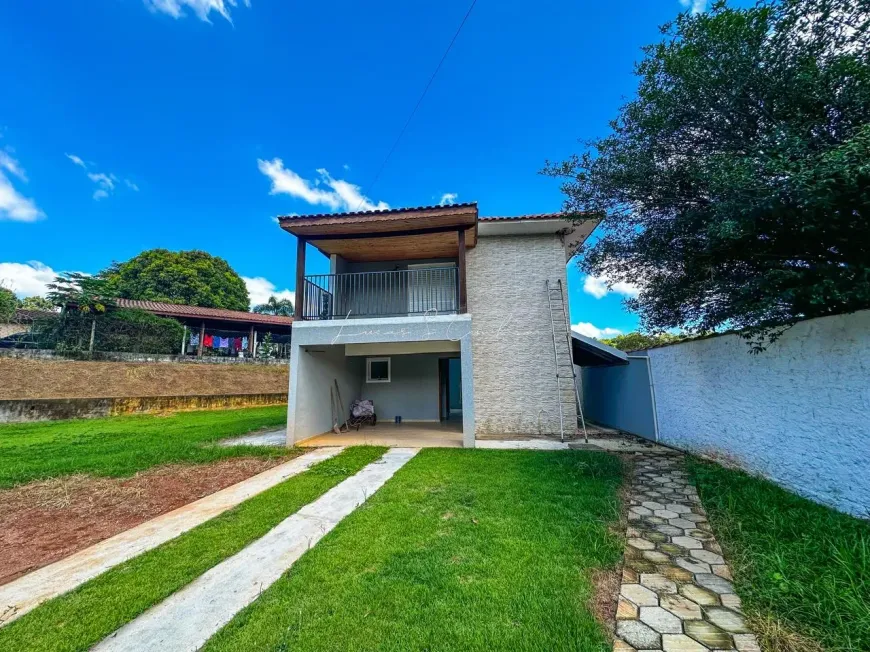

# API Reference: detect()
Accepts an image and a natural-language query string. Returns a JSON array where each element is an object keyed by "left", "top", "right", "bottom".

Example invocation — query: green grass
[
  {"left": 0, "top": 446, "right": 388, "bottom": 652},
  {"left": 0, "top": 406, "right": 290, "bottom": 487},
  {"left": 688, "top": 458, "right": 870, "bottom": 651},
  {"left": 203, "top": 449, "right": 624, "bottom": 652}
]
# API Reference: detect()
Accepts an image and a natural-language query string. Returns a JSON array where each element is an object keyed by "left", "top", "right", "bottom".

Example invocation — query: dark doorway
[{"left": 439, "top": 357, "right": 462, "bottom": 421}]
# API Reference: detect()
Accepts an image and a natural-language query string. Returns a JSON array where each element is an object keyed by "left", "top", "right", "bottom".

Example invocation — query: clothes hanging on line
[
  {"left": 217, "top": 336, "right": 229, "bottom": 348},
  {"left": 189, "top": 333, "right": 199, "bottom": 347},
  {"left": 241, "top": 336, "right": 248, "bottom": 349},
  {"left": 233, "top": 337, "right": 242, "bottom": 351},
  {"left": 203, "top": 334, "right": 213, "bottom": 347}
]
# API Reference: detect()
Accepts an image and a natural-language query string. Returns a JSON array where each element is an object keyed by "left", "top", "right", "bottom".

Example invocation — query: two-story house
[{"left": 280, "top": 202, "right": 600, "bottom": 448}]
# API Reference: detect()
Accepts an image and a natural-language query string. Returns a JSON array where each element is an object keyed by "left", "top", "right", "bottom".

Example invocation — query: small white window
[{"left": 366, "top": 357, "right": 391, "bottom": 383}]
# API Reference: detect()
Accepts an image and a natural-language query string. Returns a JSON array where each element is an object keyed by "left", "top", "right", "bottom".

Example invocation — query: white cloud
[
  {"left": 572, "top": 322, "right": 622, "bottom": 340},
  {"left": 67, "top": 155, "right": 135, "bottom": 201},
  {"left": 582, "top": 274, "right": 640, "bottom": 300},
  {"left": 679, "top": 0, "right": 708, "bottom": 15},
  {"left": 242, "top": 276, "right": 295, "bottom": 307},
  {"left": 0, "top": 261, "right": 64, "bottom": 297},
  {"left": 0, "top": 149, "right": 44, "bottom": 222},
  {"left": 258, "top": 158, "right": 388, "bottom": 213},
  {"left": 143, "top": 0, "right": 250, "bottom": 23},
  {"left": 65, "top": 153, "right": 86, "bottom": 168},
  {"left": 439, "top": 192, "right": 458, "bottom": 206}
]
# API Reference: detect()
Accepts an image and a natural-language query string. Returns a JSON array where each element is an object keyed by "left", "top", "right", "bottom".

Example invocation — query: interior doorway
[{"left": 439, "top": 357, "right": 462, "bottom": 422}]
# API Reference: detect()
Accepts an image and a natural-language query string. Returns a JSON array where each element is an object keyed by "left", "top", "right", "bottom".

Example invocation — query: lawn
[
  {"left": 688, "top": 458, "right": 870, "bottom": 652},
  {"left": 203, "top": 448, "right": 624, "bottom": 652},
  {"left": 0, "top": 406, "right": 289, "bottom": 487},
  {"left": 0, "top": 446, "right": 388, "bottom": 652}
]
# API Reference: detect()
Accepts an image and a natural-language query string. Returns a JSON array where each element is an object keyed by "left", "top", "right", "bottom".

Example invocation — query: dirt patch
[
  {"left": 0, "top": 455, "right": 295, "bottom": 585},
  {"left": 0, "top": 358, "right": 288, "bottom": 400}
]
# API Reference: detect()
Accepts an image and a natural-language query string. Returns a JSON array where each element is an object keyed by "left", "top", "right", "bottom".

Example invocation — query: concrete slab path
[
  {"left": 0, "top": 447, "right": 343, "bottom": 626},
  {"left": 219, "top": 428, "right": 286, "bottom": 447},
  {"left": 614, "top": 453, "right": 760, "bottom": 652},
  {"left": 94, "top": 447, "right": 419, "bottom": 652}
]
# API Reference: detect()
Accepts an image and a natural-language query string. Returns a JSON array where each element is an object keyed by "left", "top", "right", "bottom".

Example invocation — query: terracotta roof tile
[
  {"left": 114, "top": 298, "right": 294, "bottom": 326},
  {"left": 277, "top": 202, "right": 478, "bottom": 223}
]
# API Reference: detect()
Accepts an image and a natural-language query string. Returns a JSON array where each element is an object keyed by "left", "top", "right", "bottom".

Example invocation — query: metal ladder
[{"left": 546, "top": 279, "right": 589, "bottom": 443}]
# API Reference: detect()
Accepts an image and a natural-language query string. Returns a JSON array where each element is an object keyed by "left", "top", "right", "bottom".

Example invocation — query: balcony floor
[{"left": 297, "top": 420, "right": 463, "bottom": 449}]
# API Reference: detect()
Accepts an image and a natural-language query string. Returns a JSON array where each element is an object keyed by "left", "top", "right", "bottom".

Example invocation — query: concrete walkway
[
  {"left": 94, "top": 448, "right": 419, "bottom": 652},
  {"left": 615, "top": 453, "right": 760, "bottom": 652},
  {"left": 219, "top": 428, "right": 286, "bottom": 447},
  {"left": 0, "top": 447, "right": 343, "bottom": 626}
]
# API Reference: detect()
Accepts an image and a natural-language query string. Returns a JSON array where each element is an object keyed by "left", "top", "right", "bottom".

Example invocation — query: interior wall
[
  {"left": 359, "top": 353, "right": 441, "bottom": 422},
  {"left": 290, "top": 345, "right": 362, "bottom": 442}
]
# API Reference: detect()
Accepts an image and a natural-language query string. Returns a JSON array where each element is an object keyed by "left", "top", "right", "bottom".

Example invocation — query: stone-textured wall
[
  {"left": 647, "top": 310, "right": 870, "bottom": 518},
  {"left": 467, "top": 234, "right": 575, "bottom": 436},
  {"left": 0, "top": 393, "right": 287, "bottom": 424}
]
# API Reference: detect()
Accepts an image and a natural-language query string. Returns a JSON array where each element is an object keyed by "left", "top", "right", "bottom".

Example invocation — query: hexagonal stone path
[{"left": 615, "top": 453, "right": 759, "bottom": 651}]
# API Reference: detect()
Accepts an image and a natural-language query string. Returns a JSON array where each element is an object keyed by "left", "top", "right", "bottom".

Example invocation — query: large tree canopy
[
  {"left": 546, "top": 0, "right": 869, "bottom": 345},
  {"left": 101, "top": 249, "right": 250, "bottom": 312}
]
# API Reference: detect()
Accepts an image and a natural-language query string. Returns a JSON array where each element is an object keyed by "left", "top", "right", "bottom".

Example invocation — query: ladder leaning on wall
[{"left": 546, "top": 279, "right": 589, "bottom": 443}]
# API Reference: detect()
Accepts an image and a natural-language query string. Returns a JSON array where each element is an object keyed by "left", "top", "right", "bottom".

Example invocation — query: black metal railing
[{"left": 300, "top": 267, "right": 459, "bottom": 320}]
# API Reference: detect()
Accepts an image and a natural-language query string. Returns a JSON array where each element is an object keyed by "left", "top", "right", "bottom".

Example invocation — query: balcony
[{"left": 300, "top": 266, "right": 460, "bottom": 320}]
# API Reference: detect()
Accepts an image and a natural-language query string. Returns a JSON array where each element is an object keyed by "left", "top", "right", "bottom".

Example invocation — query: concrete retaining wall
[
  {"left": 0, "top": 349, "right": 287, "bottom": 365},
  {"left": 0, "top": 393, "right": 288, "bottom": 424}
]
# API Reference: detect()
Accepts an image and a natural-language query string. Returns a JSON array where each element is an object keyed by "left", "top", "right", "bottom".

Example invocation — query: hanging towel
[
  {"left": 219, "top": 336, "right": 229, "bottom": 348},
  {"left": 233, "top": 337, "right": 242, "bottom": 350},
  {"left": 241, "top": 336, "right": 248, "bottom": 350},
  {"left": 203, "top": 334, "right": 213, "bottom": 347},
  {"left": 189, "top": 333, "right": 199, "bottom": 347}
]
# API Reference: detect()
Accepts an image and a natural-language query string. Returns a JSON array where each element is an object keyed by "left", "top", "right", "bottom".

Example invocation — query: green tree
[
  {"left": 101, "top": 249, "right": 250, "bottom": 312},
  {"left": 46, "top": 273, "right": 113, "bottom": 314},
  {"left": 0, "top": 287, "right": 17, "bottom": 322},
  {"left": 252, "top": 295, "right": 294, "bottom": 317},
  {"left": 18, "top": 296, "right": 57, "bottom": 312},
  {"left": 545, "top": 0, "right": 870, "bottom": 348},
  {"left": 601, "top": 331, "right": 686, "bottom": 352}
]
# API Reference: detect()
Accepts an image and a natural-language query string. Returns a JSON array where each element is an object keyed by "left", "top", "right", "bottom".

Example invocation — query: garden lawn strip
[
  {"left": 0, "top": 446, "right": 388, "bottom": 652},
  {"left": 94, "top": 448, "right": 419, "bottom": 652},
  {"left": 203, "top": 449, "right": 624, "bottom": 652},
  {"left": 688, "top": 458, "right": 870, "bottom": 652},
  {"left": 0, "top": 405, "right": 288, "bottom": 487},
  {"left": 0, "top": 447, "right": 341, "bottom": 625}
]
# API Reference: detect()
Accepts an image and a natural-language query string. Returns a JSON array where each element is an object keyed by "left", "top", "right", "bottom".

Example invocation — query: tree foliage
[
  {"left": 0, "top": 287, "right": 17, "bottom": 322},
  {"left": 18, "top": 296, "right": 57, "bottom": 312},
  {"left": 545, "top": 0, "right": 870, "bottom": 347},
  {"left": 252, "top": 295, "right": 294, "bottom": 316},
  {"left": 46, "top": 273, "right": 114, "bottom": 314},
  {"left": 601, "top": 331, "right": 687, "bottom": 352},
  {"left": 101, "top": 249, "right": 250, "bottom": 312}
]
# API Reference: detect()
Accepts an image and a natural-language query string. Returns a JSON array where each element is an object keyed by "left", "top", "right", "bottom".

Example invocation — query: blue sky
[{"left": 0, "top": 0, "right": 709, "bottom": 338}]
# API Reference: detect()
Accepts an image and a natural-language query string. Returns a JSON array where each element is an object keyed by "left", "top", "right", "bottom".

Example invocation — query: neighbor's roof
[
  {"left": 571, "top": 331, "right": 629, "bottom": 367},
  {"left": 114, "top": 298, "right": 294, "bottom": 326}
]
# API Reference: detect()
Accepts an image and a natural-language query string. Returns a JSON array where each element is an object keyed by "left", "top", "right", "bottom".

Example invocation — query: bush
[{"left": 32, "top": 309, "right": 184, "bottom": 355}]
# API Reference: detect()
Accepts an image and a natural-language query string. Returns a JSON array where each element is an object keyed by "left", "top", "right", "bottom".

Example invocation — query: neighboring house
[
  {"left": 111, "top": 298, "right": 294, "bottom": 358},
  {"left": 281, "top": 202, "right": 602, "bottom": 447}
]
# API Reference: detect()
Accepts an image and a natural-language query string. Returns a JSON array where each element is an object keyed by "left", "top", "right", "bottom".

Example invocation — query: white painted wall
[
  {"left": 646, "top": 310, "right": 870, "bottom": 518},
  {"left": 287, "top": 345, "right": 362, "bottom": 444}
]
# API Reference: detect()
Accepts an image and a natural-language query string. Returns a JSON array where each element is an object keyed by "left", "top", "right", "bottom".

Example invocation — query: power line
[{"left": 355, "top": 0, "right": 479, "bottom": 211}]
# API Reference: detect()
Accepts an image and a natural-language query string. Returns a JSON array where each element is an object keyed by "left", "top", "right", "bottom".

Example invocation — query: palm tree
[{"left": 252, "top": 295, "right": 294, "bottom": 316}]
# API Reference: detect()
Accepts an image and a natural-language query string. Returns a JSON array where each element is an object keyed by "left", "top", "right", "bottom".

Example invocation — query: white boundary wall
[{"left": 645, "top": 310, "right": 869, "bottom": 518}]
